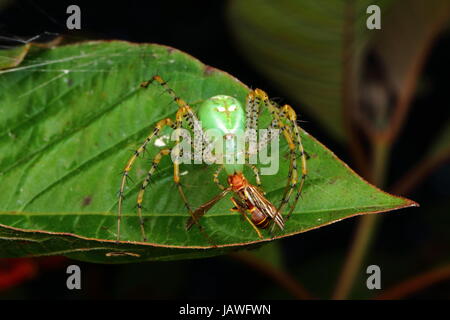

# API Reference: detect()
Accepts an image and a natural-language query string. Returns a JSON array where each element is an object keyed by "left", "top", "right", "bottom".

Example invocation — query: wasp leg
[{"left": 231, "top": 197, "right": 263, "bottom": 239}]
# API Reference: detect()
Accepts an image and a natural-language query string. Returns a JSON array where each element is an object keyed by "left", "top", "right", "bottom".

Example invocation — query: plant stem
[
  {"left": 371, "top": 139, "right": 390, "bottom": 187},
  {"left": 375, "top": 264, "right": 450, "bottom": 299},
  {"left": 391, "top": 151, "right": 450, "bottom": 195},
  {"left": 332, "top": 140, "right": 390, "bottom": 299},
  {"left": 229, "top": 251, "right": 315, "bottom": 300}
]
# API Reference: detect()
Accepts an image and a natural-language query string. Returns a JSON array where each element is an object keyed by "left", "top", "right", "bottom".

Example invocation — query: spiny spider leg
[
  {"left": 136, "top": 148, "right": 171, "bottom": 241},
  {"left": 265, "top": 111, "right": 297, "bottom": 215},
  {"left": 270, "top": 106, "right": 298, "bottom": 216},
  {"left": 246, "top": 164, "right": 262, "bottom": 189},
  {"left": 139, "top": 76, "right": 216, "bottom": 244},
  {"left": 141, "top": 76, "right": 204, "bottom": 139},
  {"left": 253, "top": 90, "right": 299, "bottom": 215},
  {"left": 269, "top": 102, "right": 308, "bottom": 222},
  {"left": 245, "top": 91, "right": 259, "bottom": 156},
  {"left": 252, "top": 89, "right": 307, "bottom": 227},
  {"left": 117, "top": 118, "right": 175, "bottom": 242},
  {"left": 143, "top": 75, "right": 215, "bottom": 163},
  {"left": 240, "top": 89, "right": 294, "bottom": 233},
  {"left": 280, "top": 105, "right": 307, "bottom": 220}
]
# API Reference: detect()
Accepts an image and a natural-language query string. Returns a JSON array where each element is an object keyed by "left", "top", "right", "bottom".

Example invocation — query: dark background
[{"left": 0, "top": 0, "right": 449, "bottom": 299}]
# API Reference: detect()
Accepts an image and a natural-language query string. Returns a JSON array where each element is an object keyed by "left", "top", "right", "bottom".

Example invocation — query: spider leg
[
  {"left": 272, "top": 113, "right": 298, "bottom": 217},
  {"left": 253, "top": 89, "right": 299, "bottom": 218},
  {"left": 246, "top": 164, "right": 262, "bottom": 189},
  {"left": 172, "top": 104, "right": 200, "bottom": 225},
  {"left": 267, "top": 101, "right": 308, "bottom": 222},
  {"left": 141, "top": 75, "right": 217, "bottom": 245},
  {"left": 280, "top": 104, "right": 307, "bottom": 221},
  {"left": 244, "top": 91, "right": 289, "bottom": 200},
  {"left": 243, "top": 92, "right": 268, "bottom": 187},
  {"left": 213, "top": 165, "right": 226, "bottom": 190},
  {"left": 245, "top": 91, "right": 259, "bottom": 156},
  {"left": 117, "top": 118, "right": 175, "bottom": 242},
  {"left": 136, "top": 148, "right": 172, "bottom": 241},
  {"left": 141, "top": 75, "right": 203, "bottom": 137},
  {"left": 143, "top": 75, "right": 212, "bottom": 162}
]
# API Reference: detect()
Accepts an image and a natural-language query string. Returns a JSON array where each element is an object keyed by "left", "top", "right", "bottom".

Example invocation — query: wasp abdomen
[{"left": 249, "top": 206, "right": 271, "bottom": 229}]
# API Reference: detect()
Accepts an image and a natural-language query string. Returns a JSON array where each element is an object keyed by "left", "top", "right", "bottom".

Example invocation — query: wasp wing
[
  {"left": 244, "top": 184, "right": 285, "bottom": 230},
  {"left": 186, "top": 188, "right": 231, "bottom": 230}
]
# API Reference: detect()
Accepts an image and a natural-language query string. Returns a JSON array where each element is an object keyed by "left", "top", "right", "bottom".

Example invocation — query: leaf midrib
[{"left": 0, "top": 203, "right": 402, "bottom": 218}]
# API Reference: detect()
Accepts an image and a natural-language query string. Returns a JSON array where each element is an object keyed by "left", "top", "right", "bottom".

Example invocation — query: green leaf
[
  {"left": 227, "top": 0, "right": 450, "bottom": 141},
  {"left": 0, "top": 41, "right": 416, "bottom": 263}
]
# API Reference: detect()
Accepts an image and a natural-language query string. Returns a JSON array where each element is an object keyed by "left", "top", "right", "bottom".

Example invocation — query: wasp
[{"left": 186, "top": 172, "right": 285, "bottom": 239}]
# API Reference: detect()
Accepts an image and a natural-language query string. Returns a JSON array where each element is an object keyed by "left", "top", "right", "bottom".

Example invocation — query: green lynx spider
[{"left": 116, "top": 75, "right": 307, "bottom": 242}]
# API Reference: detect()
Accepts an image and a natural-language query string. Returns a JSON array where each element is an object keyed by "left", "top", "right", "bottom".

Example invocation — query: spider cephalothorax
[{"left": 116, "top": 75, "right": 307, "bottom": 242}]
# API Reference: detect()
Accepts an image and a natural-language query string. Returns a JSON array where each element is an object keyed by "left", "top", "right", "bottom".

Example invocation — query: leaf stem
[{"left": 332, "top": 140, "right": 390, "bottom": 299}]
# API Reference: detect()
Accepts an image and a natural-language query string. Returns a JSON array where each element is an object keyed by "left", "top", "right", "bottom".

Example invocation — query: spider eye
[
  {"left": 228, "top": 105, "right": 237, "bottom": 112},
  {"left": 217, "top": 106, "right": 226, "bottom": 112}
]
